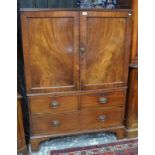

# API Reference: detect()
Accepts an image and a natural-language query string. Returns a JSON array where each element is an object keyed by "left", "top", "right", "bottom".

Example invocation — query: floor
[{"left": 18, "top": 132, "right": 117, "bottom": 155}]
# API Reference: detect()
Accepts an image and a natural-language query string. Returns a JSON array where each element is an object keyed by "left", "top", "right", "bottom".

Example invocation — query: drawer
[
  {"left": 31, "top": 112, "right": 80, "bottom": 135},
  {"left": 81, "top": 107, "right": 124, "bottom": 130},
  {"left": 81, "top": 90, "right": 126, "bottom": 109},
  {"left": 31, "top": 107, "right": 124, "bottom": 135},
  {"left": 29, "top": 95, "right": 78, "bottom": 115}
]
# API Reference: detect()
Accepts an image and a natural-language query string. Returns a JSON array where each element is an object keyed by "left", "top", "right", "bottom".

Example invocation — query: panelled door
[
  {"left": 80, "top": 11, "right": 131, "bottom": 90},
  {"left": 21, "top": 11, "right": 79, "bottom": 94},
  {"left": 21, "top": 10, "right": 131, "bottom": 94}
]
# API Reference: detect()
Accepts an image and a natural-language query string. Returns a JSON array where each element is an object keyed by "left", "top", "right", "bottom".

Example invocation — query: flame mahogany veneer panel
[
  {"left": 29, "top": 18, "right": 74, "bottom": 87},
  {"left": 86, "top": 18, "right": 126, "bottom": 84},
  {"left": 21, "top": 11, "right": 79, "bottom": 94},
  {"left": 80, "top": 11, "right": 131, "bottom": 90}
]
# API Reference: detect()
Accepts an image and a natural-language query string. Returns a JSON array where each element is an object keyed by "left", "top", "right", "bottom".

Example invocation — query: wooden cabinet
[
  {"left": 130, "top": 0, "right": 138, "bottom": 64},
  {"left": 125, "top": 0, "right": 138, "bottom": 138},
  {"left": 125, "top": 68, "right": 138, "bottom": 137},
  {"left": 17, "top": 95, "right": 26, "bottom": 152},
  {"left": 21, "top": 9, "right": 132, "bottom": 151}
]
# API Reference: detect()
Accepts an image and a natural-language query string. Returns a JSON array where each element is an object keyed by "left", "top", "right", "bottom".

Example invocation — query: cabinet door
[
  {"left": 21, "top": 11, "right": 79, "bottom": 94},
  {"left": 80, "top": 11, "right": 131, "bottom": 90}
]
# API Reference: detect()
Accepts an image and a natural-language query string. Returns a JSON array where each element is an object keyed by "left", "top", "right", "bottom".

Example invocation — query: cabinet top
[{"left": 20, "top": 8, "right": 132, "bottom": 13}]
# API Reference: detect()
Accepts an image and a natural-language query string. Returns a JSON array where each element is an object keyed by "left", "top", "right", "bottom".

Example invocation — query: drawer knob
[
  {"left": 50, "top": 100, "right": 60, "bottom": 109},
  {"left": 51, "top": 120, "right": 61, "bottom": 128},
  {"left": 98, "top": 115, "right": 106, "bottom": 122},
  {"left": 99, "top": 97, "right": 108, "bottom": 104}
]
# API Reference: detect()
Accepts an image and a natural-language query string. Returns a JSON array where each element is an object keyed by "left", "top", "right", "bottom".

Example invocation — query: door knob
[{"left": 80, "top": 47, "right": 85, "bottom": 53}]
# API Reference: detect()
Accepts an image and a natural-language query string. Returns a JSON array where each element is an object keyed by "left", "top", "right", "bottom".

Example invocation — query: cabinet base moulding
[
  {"left": 17, "top": 145, "right": 27, "bottom": 154},
  {"left": 30, "top": 126, "right": 125, "bottom": 152},
  {"left": 125, "top": 128, "right": 138, "bottom": 138}
]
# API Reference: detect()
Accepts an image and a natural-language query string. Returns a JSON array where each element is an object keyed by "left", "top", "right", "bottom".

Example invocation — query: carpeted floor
[
  {"left": 50, "top": 138, "right": 138, "bottom": 155},
  {"left": 18, "top": 133, "right": 138, "bottom": 155}
]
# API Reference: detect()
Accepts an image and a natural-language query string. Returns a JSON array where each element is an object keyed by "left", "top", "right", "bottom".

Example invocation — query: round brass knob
[
  {"left": 50, "top": 100, "right": 60, "bottom": 109},
  {"left": 51, "top": 120, "right": 61, "bottom": 128},
  {"left": 98, "top": 97, "right": 108, "bottom": 104},
  {"left": 98, "top": 115, "right": 106, "bottom": 122}
]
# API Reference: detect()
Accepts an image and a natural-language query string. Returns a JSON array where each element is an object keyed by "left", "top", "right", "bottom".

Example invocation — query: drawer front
[
  {"left": 29, "top": 95, "right": 78, "bottom": 115},
  {"left": 81, "top": 90, "right": 126, "bottom": 109},
  {"left": 81, "top": 108, "right": 124, "bottom": 130},
  {"left": 31, "top": 107, "right": 124, "bottom": 135},
  {"left": 31, "top": 112, "right": 80, "bottom": 135}
]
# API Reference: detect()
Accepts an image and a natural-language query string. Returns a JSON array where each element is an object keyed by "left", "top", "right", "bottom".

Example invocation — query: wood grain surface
[
  {"left": 80, "top": 11, "right": 131, "bottom": 90},
  {"left": 31, "top": 107, "right": 124, "bottom": 135},
  {"left": 29, "top": 95, "right": 78, "bottom": 115},
  {"left": 31, "top": 112, "right": 80, "bottom": 135},
  {"left": 125, "top": 0, "right": 138, "bottom": 138},
  {"left": 125, "top": 68, "right": 138, "bottom": 130},
  {"left": 17, "top": 96, "right": 26, "bottom": 152},
  {"left": 29, "top": 18, "right": 74, "bottom": 87},
  {"left": 21, "top": 11, "right": 79, "bottom": 93},
  {"left": 130, "top": 0, "right": 138, "bottom": 64},
  {"left": 20, "top": 10, "right": 132, "bottom": 151},
  {"left": 80, "top": 90, "right": 126, "bottom": 109}
]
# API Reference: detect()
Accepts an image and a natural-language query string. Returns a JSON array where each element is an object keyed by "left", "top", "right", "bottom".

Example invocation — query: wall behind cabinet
[
  {"left": 20, "top": 0, "right": 131, "bottom": 8},
  {"left": 20, "top": 0, "right": 76, "bottom": 8}
]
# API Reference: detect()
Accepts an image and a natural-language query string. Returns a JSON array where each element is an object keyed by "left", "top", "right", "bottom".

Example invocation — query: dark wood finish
[
  {"left": 127, "top": 71, "right": 138, "bottom": 125},
  {"left": 27, "top": 87, "right": 127, "bottom": 97},
  {"left": 21, "top": 11, "right": 79, "bottom": 94},
  {"left": 29, "top": 89, "right": 126, "bottom": 115},
  {"left": 81, "top": 107, "right": 124, "bottom": 130},
  {"left": 21, "top": 10, "right": 131, "bottom": 94},
  {"left": 31, "top": 107, "right": 124, "bottom": 136},
  {"left": 17, "top": 95, "right": 27, "bottom": 152},
  {"left": 80, "top": 11, "right": 131, "bottom": 90},
  {"left": 130, "top": 0, "right": 138, "bottom": 64},
  {"left": 31, "top": 112, "right": 80, "bottom": 135},
  {"left": 20, "top": 9, "right": 132, "bottom": 151},
  {"left": 126, "top": 128, "right": 138, "bottom": 138},
  {"left": 125, "top": 0, "right": 138, "bottom": 138},
  {"left": 81, "top": 90, "right": 126, "bottom": 109},
  {"left": 29, "top": 95, "right": 78, "bottom": 115},
  {"left": 125, "top": 68, "right": 138, "bottom": 138}
]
